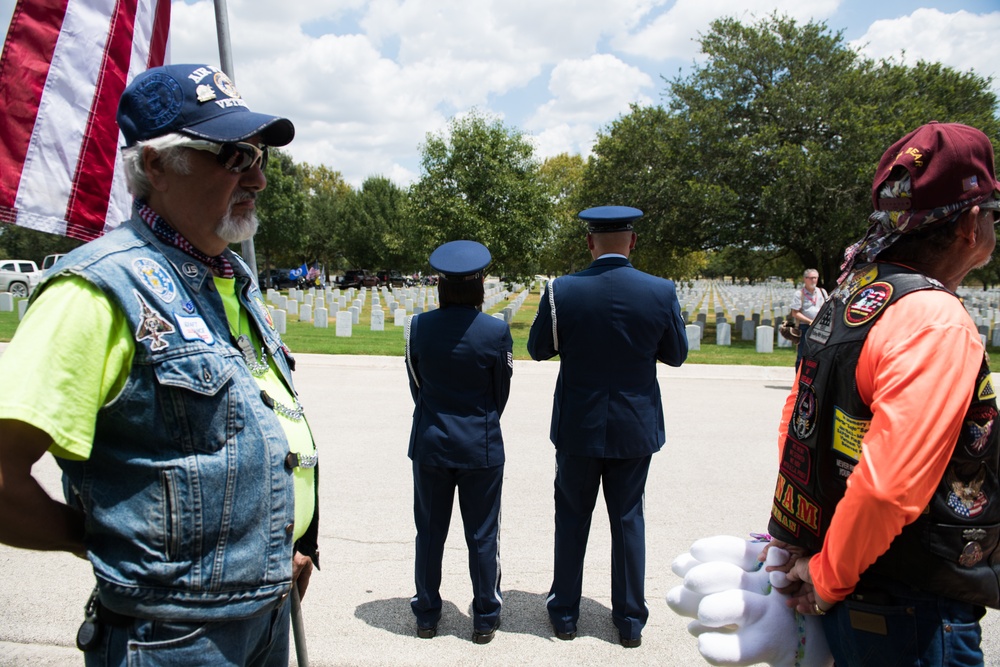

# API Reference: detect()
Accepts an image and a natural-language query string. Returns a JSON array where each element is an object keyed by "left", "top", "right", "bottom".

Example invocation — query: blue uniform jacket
[
  {"left": 527, "top": 257, "right": 687, "bottom": 458},
  {"left": 406, "top": 305, "right": 513, "bottom": 468}
]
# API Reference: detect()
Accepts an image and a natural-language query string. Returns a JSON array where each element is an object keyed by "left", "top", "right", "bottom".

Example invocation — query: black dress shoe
[
  {"left": 555, "top": 629, "right": 577, "bottom": 641},
  {"left": 472, "top": 625, "right": 498, "bottom": 644},
  {"left": 416, "top": 626, "right": 437, "bottom": 639},
  {"left": 619, "top": 634, "right": 641, "bottom": 648}
]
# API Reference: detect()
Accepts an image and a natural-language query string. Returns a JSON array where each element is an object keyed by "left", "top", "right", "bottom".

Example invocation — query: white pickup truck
[{"left": 0, "top": 259, "right": 42, "bottom": 298}]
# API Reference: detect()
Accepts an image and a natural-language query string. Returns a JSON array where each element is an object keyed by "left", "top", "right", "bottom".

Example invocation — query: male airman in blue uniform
[
  {"left": 406, "top": 240, "right": 513, "bottom": 644},
  {"left": 527, "top": 206, "right": 688, "bottom": 648}
]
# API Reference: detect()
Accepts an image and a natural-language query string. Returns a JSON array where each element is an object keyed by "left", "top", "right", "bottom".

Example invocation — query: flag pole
[{"left": 213, "top": 0, "right": 259, "bottom": 281}]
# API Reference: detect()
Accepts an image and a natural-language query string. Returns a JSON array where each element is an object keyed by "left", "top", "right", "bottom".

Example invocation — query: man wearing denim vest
[{"left": 0, "top": 64, "right": 318, "bottom": 666}]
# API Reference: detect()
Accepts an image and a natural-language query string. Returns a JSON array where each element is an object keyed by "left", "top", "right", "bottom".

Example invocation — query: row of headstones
[
  {"left": 0, "top": 293, "right": 28, "bottom": 318},
  {"left": 685, "top": 323, "right": 789, "bottom": 352},
  {"left": 490, "top": 289, "right": 530, "bottom": 324}
]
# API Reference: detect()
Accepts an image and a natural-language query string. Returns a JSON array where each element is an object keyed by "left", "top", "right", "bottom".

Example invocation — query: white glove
[{"left": 666, "top": 535, "right": 832, "bottom": 667}]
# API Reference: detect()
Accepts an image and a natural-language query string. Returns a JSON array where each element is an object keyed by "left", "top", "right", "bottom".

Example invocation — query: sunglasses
[{"left": 182, "top": 140, "right": 269, "bottom": 173}]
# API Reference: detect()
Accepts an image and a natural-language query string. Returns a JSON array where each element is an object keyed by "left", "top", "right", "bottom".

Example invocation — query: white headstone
[
  {"left": 349, "top": 306, "right": 360, "bottom": 324},
  {"left": 287, "top": 300, "right": 299, "bottom": 317},
  {"left": 336, "top": 310, "right": 353, "bottom": 337},
  {"left": 741, "top": 320, "right": 756, "bottom": 341},
  {"left": 314, "top": 307, "right": 328, "bottom": 329},
  {"left": 394, "top": 308, "right": 407, "bottom": 326},
  {"left": 272, "top": 309, "right": 287, "bottom": 335},
  {"left": 299, "top": 304, "right": 312, "bottom": 323},
  {"left": 0, "top": 293, "right": 12, "bottom": 312},
  {"left": 17, "top": 299, "right": 29, "bottom": 320},
  {"left": 371, "top": 309, "right": 385, "bottom": 331},
  {"left": 685, "top": 324, "right": 701, "bottom": 351},
  {"left": 755, "top": 325, "right": 774, "bottom": 353},
  {"left": 716, "top": 322, "right": 731, "bottom": 346}
]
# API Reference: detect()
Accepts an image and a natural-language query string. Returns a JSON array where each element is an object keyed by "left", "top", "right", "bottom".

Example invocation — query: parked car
[
  {"left": 258, "top": 268, "right": 300, "bottom": 289},
  {"left": 377, "top": 269, "right": 406, "bottom": 288},
  {"left": 340, "top": 269, "right": 380, "bottom": 289},
  {"left": 0, "top": 259, "right": 42, "bottom": 298},
  {"left": 42, "top": 253, "right": 66, "bottom": 271}
]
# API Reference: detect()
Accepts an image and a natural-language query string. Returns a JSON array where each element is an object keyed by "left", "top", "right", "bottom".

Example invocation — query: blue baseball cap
[
  {"left": 579, "top": 206, "right": 643, "bottom": 232},
  {"left": 117, "top": 64, "right": 294, "bottom": 147},
  {"left": 429, "top": 240, "right": 491, "bottom": 280}
]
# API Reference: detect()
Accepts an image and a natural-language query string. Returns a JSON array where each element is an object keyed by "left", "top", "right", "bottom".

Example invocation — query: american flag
[{"left": 0, "top": 0, "right": 170, "bottom": 242}]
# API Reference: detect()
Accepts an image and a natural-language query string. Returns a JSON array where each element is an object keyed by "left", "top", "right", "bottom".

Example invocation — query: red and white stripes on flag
[{"left": 0, "top": 0, "right": 170, "bottom": 242}]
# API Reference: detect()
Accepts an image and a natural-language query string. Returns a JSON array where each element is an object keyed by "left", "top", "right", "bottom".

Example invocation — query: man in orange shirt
[{"left": 767, "top": 122, "right": 1000, "bottom": 666}]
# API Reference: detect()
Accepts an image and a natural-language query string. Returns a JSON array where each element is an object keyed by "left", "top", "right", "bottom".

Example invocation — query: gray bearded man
[{"left": 0, "top": 64, "right": 319, "bottom": 666}]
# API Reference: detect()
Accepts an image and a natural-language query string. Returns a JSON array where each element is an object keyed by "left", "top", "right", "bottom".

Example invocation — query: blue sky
[{"left": 2, "top": 0, "right": 999, "bottom": 187}]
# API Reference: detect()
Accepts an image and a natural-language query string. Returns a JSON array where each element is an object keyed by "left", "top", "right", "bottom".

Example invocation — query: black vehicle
[
  {"left": 377, "top": 269, "right": 406, "bottom": 288},
  {"left": 258, "top": 268, "right": 300, "bottom": 289},
  {"left": 340, "top": 269, "right": 380, "bottom": 289}
]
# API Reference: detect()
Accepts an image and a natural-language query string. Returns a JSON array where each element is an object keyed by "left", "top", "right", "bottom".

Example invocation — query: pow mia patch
[{"left": 845, "top": 282, "right": 893, "bottom": 326}]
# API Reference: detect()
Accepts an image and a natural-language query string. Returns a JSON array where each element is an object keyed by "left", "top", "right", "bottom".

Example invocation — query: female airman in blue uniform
[{"left": 405, "top": 240, "right": 513, "bottom": 644}]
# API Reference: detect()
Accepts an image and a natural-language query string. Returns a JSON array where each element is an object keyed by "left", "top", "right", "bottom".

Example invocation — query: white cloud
[
  {"left": 621, "top": 0, "right": 841, "bottom": 61},
  {"left": 850, "top": 8, "right": 1000, "bottom": 93},
  {"left": 521, "top": 54, "right": 653, "bottom": 161},
  {"left": 4, "top": 0, "right": 995, "bottom": 190}
]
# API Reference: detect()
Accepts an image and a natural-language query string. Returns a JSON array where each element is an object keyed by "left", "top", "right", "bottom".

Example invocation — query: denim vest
[{"left": 39, "top": 216, "right": 310, "bottom": 620}]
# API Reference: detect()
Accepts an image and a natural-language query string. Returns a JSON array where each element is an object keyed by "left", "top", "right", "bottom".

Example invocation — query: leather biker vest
[{"left": 768, "top": 262, "right": 1000, "bottom": 608}]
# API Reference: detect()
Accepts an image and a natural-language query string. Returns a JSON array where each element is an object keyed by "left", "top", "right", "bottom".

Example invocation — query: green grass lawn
[{"left": 0, "top": 290, "right": 801, "bottom": 365}]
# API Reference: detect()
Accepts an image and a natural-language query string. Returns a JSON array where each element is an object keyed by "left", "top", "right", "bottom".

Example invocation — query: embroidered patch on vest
[
  {"left": 792, "top": 385, "right": 817, "bottom": 440},
  {"left": 977, "top": 372, "right": 996, "bottom": 402},
  {"left": 832, "top": 406, "right": 869, "bottom": 464},
  {"left": 843, "top": 265, "right": 879, "bottom": 295},
  {"left": 779, "top": 436, "right": 812, "bottom": 486},
  {"left": 132, "top": 258, "right": 177, "bottom": 304},
  {"left": 807, "top": 305, "right": 834, "bottom": 344},
  {"left": 253, "top": 294, "right": 275, "bottom": 330},
  {"left": 946, "top": 467, "right": 989, "bottom": 519},
  {"left": 844, "top": 282, "right": 893, "bottom": 326},
  {"left": 134, "top": 290, "right": 175, "bottom": 351},
  {"left": 175, "top": 314, "right": 215, "bottom": 345},
  {"left": 963, "top": 405, "right": 996, "bottom": 457},
  {"left": 772, "top": 473, "right": 821, "bottom": 537}
]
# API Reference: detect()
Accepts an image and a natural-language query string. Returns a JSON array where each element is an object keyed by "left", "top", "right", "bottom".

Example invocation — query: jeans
[
  {"left": 821, "top": 576, "right": 985, "bottom": 667},
  {"left": 84, "top": 596, "right": 291, "bottom": 667}
]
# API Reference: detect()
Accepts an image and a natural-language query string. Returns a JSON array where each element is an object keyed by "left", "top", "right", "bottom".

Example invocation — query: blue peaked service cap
[
  {"left": 117, "top": 64, "right": 294, "bottom": 148},
  {"left": 579, "top": 205, "right": 643, "bottom": 232},
  {"left": 429, "top": 240, "right": 491, "bottom": 281}
]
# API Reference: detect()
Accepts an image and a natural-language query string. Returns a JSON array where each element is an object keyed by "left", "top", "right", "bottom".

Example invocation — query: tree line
[{"left": 3, "top": 13, "right": 998, "bottom": 290}]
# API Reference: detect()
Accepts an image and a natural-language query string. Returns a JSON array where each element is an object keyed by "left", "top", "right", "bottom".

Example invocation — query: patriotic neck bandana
[{"left": 136, "top": 201, "right": 234, "bottom": 278}]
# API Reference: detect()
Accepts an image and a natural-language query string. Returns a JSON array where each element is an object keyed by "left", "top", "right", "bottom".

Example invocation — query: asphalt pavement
[{"left": 0, "top": 348, "right": 996, "bottom": 666}]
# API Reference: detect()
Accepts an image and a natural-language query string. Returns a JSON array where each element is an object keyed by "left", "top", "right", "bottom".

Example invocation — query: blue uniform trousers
[
  {"left": 547, "top": 451, "right": 651, "bottom": 640},
  {"left": 411, "top": 462, "right": 503, "bottom": 633}
]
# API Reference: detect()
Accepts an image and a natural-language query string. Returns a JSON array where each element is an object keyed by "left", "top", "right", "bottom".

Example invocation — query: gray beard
[{"left": 216, "top": 193, "right": 259, "bottom": 243}]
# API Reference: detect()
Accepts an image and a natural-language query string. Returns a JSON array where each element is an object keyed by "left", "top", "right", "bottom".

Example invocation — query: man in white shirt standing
[{"left": 790, "top": 268, "right": 827, "bottom": 367}]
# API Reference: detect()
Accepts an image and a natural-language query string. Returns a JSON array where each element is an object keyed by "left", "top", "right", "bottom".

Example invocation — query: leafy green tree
[
  {"left": 339, "top": 176, "right": 411, "bottom": 270},
  {"left": 301, "top": 164, "right": 353, "bottom": 275},
  {"left": 585, "top": 13, "right": 999, "bottom": 290},
  {"left": 254, "top": 148, "right": 308, "bottom": 279},
  {"left": 0, "top": 224, "right": 84, "bottom": 263},
  {"left": 536, "top": 153, "right": 591, "bottom": 275},
  {"left": 409, "top": 109, "right": 552, "bottom": 280}
]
